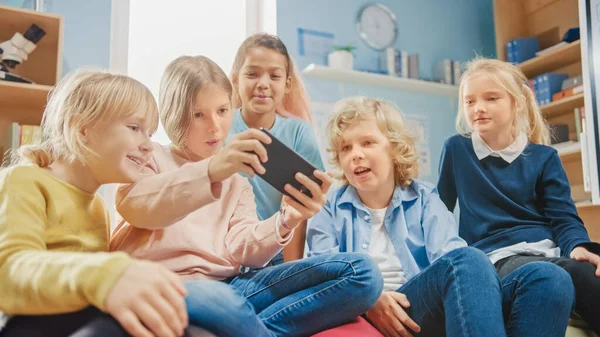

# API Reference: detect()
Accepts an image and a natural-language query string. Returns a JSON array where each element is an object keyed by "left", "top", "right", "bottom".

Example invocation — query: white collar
[{"left": 471, "top": 132, "right": 528, "bottom": 163}]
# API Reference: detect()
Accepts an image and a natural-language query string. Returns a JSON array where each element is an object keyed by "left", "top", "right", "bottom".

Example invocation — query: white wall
[
  {"left": 127, "top": 0, "right": 248, "bottom": 145},
  {"left": 107, "top": 0, "right": 276, "bottom": 229}
]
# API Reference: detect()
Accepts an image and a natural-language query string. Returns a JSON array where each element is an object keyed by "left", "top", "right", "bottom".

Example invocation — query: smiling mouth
[{"left": 127, "top": 156, "right": 143, "bottom": 166}]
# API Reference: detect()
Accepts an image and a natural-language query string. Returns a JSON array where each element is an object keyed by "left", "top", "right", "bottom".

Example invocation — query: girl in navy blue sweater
[{"left": 438, "top": 58, "right": 600, "bottom": 334}]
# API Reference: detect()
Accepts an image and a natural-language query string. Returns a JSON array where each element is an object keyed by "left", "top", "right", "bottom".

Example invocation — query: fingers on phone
[
  {"left": 243, "top": 128, "right": 272, "bottom": 144},
  {"left": 242, "top": 152, "right": 265, "bottom": 174},
  {"left": 295, "top": 173, "right": 321, "bottom": 196},
  {"left": 284, "top": 184, "right": 312, "bottom": 206}
]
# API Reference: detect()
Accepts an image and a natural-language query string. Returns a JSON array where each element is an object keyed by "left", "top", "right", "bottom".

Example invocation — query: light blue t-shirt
[{"left": 227, "top": 110, "right": 325, "bottom": 221}]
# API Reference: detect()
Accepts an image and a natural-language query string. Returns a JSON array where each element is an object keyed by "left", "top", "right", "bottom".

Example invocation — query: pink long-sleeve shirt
[{"left": 110, "top": 143, "right": 292, "bottom": 281}]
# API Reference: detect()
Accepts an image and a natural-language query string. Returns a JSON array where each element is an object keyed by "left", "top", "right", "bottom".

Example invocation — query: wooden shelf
[
  {"left": 518, "top": 41, "right": 581, "bottom": 78},
  {"left": 553, "top": 141, "right": 581, "bottom": 162},
  {"left": 0, "top": 5, "right": 63, "bottom": 86},
  {"left": 576, "top": 200, "right": 594, "bottom": 209},
  {"left": 0, "top": 81, "right": 50, "bottom": 125},
  {"left": 302, "top": 64, "right": 459, "bottom": 97},
  {"left": 541, "top": 92, "right": 584, "bottom": 117}
]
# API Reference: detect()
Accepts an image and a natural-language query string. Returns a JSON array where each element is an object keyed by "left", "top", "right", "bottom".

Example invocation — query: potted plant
[{"left": 328, "top": 45, "right": 355, "bottom": 70}]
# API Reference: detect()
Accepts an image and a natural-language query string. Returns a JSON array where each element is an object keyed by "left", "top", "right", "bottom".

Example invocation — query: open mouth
[{"left": 354, "top": 167, "right": 371, "bottom": 176}]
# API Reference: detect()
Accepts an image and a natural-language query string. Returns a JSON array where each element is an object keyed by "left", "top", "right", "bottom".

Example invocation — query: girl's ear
[
  {"left": 79, "top": 124, "right": 91, "bottom": 143},
  {"left": 284, "top": 75, "right": 292, "bottom": 94}
]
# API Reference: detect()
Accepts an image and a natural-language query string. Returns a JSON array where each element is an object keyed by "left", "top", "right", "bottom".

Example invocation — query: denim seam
[
  {"left": 502, "top": 278, "right": 520, "bottom": 333},
  {"left": 243, "top": 259, "right": 356, "bottom": 298},
  {"left": 447, "top": 256, "right": 468, "bottom": 337},
  {"left": 259, "top": 261, "right": 358, "bottom": 321}
]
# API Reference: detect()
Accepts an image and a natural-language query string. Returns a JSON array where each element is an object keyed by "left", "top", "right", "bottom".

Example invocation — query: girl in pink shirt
[{"left": 110, "top": 55, "right": 382, "bottom": 337}]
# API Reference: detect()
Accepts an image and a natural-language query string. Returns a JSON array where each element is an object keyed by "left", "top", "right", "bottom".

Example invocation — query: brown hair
[{"left": 230, "top": 33, "right": 313, "bottom": 123}]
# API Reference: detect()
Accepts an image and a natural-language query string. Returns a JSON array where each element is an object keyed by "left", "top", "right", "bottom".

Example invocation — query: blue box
[
  {"left": 506, "top": 41, "right": 515, "bottom": 64},
  {"left": 509, "top": 38, "right": 540, "bottom": 63},
  {"left": 534, "top": 73, "right": 569, "bottom": 105}
]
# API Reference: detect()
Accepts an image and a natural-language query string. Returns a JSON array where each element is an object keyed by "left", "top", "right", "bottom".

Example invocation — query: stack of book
[{"left": 2, "top": 122, "right": 42, "bottom": 164}]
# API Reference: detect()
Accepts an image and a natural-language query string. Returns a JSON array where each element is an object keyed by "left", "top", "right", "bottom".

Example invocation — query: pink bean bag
[{"left": 312, "top": 317, "right": 383, "bottom": 337}]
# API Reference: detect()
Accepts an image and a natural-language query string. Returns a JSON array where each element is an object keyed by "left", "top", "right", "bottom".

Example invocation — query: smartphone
[{"left": 257, "top": 127, "right": 322, "bottom": 201}]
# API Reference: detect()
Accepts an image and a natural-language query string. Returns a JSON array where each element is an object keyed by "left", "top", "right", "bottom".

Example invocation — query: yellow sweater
[{"left": 0, "top": 164, "right": 132, "bottom": 315}]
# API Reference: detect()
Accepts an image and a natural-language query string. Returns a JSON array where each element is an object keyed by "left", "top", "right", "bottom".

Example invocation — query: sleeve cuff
[
  {"left": 87, "top": 252, "right": 134, "bottom": 311},
  {"left": 274, "top": 211, "right": 294, "bottom": 245},
  {"left": 574, "top": 241, "right": 600, "bottom": 255}
]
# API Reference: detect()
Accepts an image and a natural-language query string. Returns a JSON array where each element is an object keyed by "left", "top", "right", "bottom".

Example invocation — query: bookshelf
[
  {"left": 519, "top": 40, "right": 581, "bottom": 78},
  {"left": 494, "top": 0, "right": 600, "bottom": 242},
  {"left": 302, "top": 64, "right": 459, "bottom": 97},
  {"left": 540, "top": 92, "right": 584, "bottom": 117},
  {"left": 0, "top": 81, "right": 52, "bottom": 125},
  {"left": 0, "top": 5, "right": 62, "bottom": 161}
]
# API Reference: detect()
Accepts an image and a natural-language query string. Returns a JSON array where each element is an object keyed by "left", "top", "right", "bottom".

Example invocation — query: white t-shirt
[{"left": 367, "top": 207, "right": 407, "bottom": 291}]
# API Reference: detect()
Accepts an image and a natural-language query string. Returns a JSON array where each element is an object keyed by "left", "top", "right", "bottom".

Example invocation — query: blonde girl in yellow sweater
[{"left": 0, "top": 69, "right": 189, "bottom": 337}]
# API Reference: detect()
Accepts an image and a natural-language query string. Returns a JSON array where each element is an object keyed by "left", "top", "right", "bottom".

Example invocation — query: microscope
[{"left": 0, "top": 24, "right": 46, "bottom": 84}]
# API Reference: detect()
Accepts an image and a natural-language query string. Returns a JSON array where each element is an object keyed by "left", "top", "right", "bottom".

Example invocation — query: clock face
[{"left": 357, "top": 4, "right": 397, "bottom": 50}]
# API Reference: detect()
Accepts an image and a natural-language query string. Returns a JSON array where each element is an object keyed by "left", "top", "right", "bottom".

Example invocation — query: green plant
[{"left": 332, "top": 45, "right": 356, "bottom": 52}]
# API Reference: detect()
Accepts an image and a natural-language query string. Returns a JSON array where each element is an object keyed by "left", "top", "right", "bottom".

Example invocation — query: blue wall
[
  {"left": 1, "top": 0, "right": 112, "bottom": 73},
  {"left": 277, "top": 0, "right": 496, "bottom": 182}
]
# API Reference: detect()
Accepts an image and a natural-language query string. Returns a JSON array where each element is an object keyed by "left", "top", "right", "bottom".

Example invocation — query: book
[
  {"left": 2, "top": 123, "right": 42, "bottom": 165},
  {"left": 552, "top": 85, "right": 583, "bottom": 102}
]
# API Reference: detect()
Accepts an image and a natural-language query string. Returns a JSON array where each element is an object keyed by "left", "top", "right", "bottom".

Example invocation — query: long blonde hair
[
  {"left": 230, "top": 33, "right": 313, "bottom": 123},
  {"left": 159, "top": 55, "right": 233, "bottom": 148},
  {"left": 326, "top": 96, "right": 419, "bottom": 187},
  {"left": 456, "top": 57, "right": 550, "bottom": 145},
  {"left": 12, "top": 69, "right": 158, "bottom": 167}
]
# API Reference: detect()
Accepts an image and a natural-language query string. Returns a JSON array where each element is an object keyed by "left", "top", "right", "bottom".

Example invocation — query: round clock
[{"left": 356, "top": 4, "right": 397, "bottom": 50}]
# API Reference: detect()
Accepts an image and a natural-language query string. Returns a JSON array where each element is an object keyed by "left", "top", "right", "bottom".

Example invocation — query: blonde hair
[
  {"left": 456, "top": 57, "right": 550, "bottom": 145},
  {"left": 230, "top": 33, "right": 313, "bottom": 123},
  {"left": 326, "top": 96, "right": 419, "bottom": 187},
  {"left": 12, "top": 69, "right": 158, "bottom": 167},
  {"left": 159, "top": 55, "right": 233, "bottom": 148}
]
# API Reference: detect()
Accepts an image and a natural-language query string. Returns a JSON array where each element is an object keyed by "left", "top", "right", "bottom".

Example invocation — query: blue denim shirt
[{"left": 307, "top": 179, "right": 466, "bottom": 281}]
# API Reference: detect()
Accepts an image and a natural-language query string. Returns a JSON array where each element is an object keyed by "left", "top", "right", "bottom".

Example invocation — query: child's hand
[
  {"left": 571, "top": 246, "right": 600, "bottom": 277},
  {"left": 105, "top": 261, "right": 188, "bottom": 337},
  {"left": 366, "top": 292, "right": 421, "bottom": 337},
  {"left": 282, "top": 170, "right": 332, "bottom": 227},
  {"left": 208, "top": 129, "right": 271, "bottom": 183}
]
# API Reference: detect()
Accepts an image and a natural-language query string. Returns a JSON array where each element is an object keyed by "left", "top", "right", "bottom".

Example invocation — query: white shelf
[{"left": 302, "top": 64, "right": 459, "bottom": 97}]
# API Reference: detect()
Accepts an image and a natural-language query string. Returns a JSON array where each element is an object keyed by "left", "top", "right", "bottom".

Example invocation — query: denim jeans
[
  {"left": 392, "top": 247, "right": 507, "bottom": 337},
  {"left": 496, "top": 255, "right": 592, "bottom": 334},
  {"left": 391, "top": 246, "right": 574, "bottom": 337},
  {"left": 185, "top": 253, "right": 383, "bottom": 337}
]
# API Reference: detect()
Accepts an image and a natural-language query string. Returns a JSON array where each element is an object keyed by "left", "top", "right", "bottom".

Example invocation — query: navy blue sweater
[{"left": 437, "top": 134, "right": 591, "bottom": 257}]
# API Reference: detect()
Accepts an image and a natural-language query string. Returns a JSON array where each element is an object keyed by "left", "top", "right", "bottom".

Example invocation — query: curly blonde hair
[
  {"left": 326, "top": 97, "right": 419, "bottom": 187},
  {"left": 456, "top": 57, "right": 550, "bottom": 145},
  {"left": 12, "top": 69, "right": 158, "bottom": 167}
]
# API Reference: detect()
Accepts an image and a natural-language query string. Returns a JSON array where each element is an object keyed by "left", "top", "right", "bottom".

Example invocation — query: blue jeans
[
  {"left": 497, "top": 259, "right": 576, "bottom": 337},
  {"left": 393, "top": 247, "right": 506, "bottom": 337},
  {"left": 185, "top": 253, "right": 383, "bottom": 337},
  {"left": 394, "top": 247, "right": 574, "bottom": 337}
]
